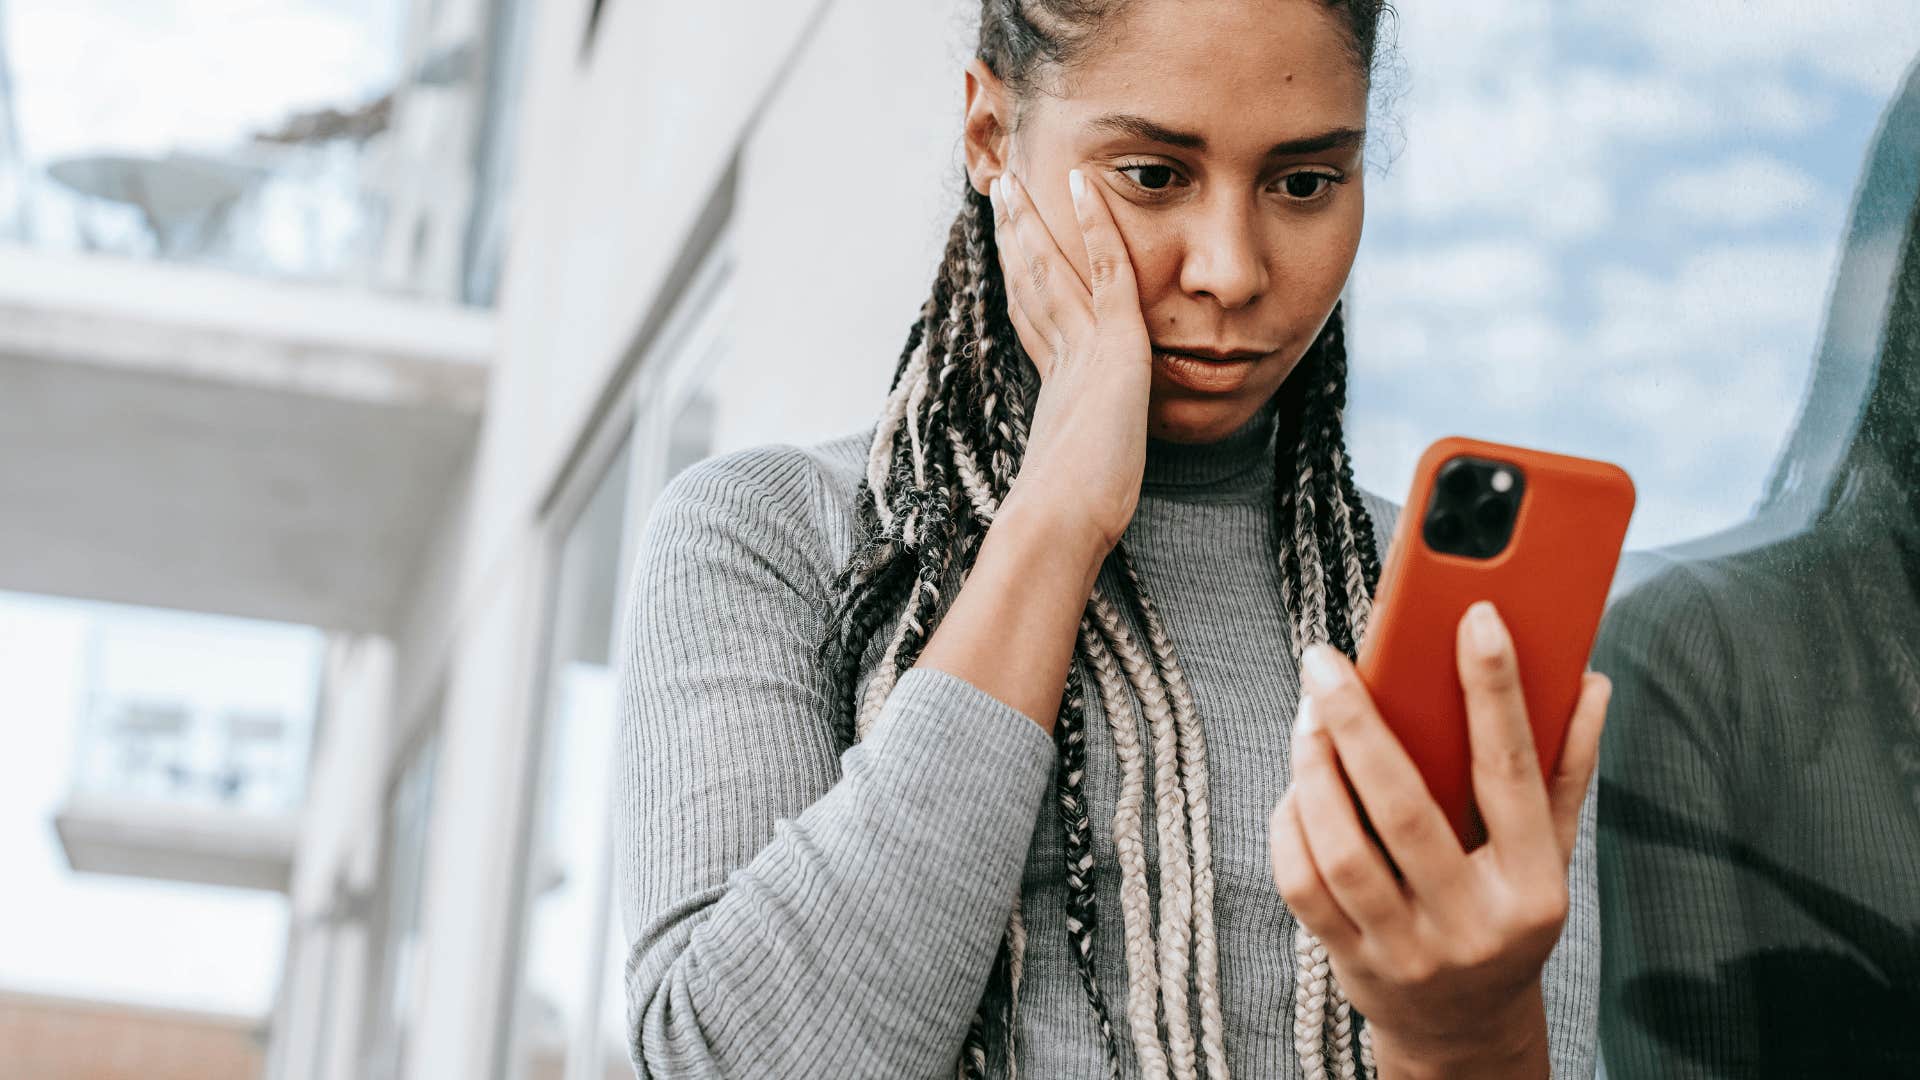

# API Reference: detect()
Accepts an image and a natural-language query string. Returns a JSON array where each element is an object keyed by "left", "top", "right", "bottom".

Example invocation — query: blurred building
[{"left": 0, "top": 0, "right": 962, "bottom": 1078}]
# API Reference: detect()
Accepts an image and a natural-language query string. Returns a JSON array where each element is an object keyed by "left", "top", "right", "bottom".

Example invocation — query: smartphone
[{"left": 1354, "top": 436, "right": 1635, "bottom": 850}]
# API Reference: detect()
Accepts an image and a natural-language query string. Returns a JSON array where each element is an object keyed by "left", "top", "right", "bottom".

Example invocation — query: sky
[{"left": 1346, "top": 1, "right": 1920, "bottom": 549}]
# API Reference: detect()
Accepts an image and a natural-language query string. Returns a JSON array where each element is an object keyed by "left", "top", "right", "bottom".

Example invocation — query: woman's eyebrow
[{"left": 1082, "top": 112, "right": 1366, "bottom": 157}]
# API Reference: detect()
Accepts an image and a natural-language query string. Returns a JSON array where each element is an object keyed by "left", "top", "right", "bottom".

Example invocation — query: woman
[
  {"left": 1592, "top": 53, "right": 1920, "bottom": 1077},
  {"left": 616, "top": 2, "right": 1606, "bottom": 1077}
]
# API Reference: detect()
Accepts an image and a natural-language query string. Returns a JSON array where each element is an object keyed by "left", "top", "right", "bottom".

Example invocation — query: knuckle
[
  {"left": 1314, "top": 682, "right": 1371, "bottom": 731},
  {"left": 1274, "top": 863, "right": 1315, "bottom": 908},
  {"left": 1026, "top": 253, "right": 1050, "bottom": 295},
  {"left": 1375, "top": 799, "right": 1434, "bottom": 845},
  {"left": 1321, "top": 848, "right": 1373, "bottom": 893},
  {"left": 1086, "top": 249, "right": 1121, "bottom": 289},
  {"left": 1447, "top": 932, "right": 1503, "bottom": 973},
  {"left": 1477, "top": 741, "right": 1537, "bottom": 783},
  {"left": 1518, "top": 885, "right": 1570, "bottom": 938},
  {"left": 1469, "top": 647, "right": 1520, "bottom": 692},
  {"left": 1387, "top": 951, "right": 1440, "bottom": 989}
]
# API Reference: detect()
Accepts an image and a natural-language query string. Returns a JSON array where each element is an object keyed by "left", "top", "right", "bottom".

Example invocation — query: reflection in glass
[
  {"left": 1594, "top": 55, "right": 1920, "bottom": 1076},
  {"left": 365, "top": 733, "right": 439, "bottom": 1080},
  {"left": 505, "top": 439, "right": 632, "bottom": 1080},
  {"left": 0, "top": 0, "right": 527, "bottom": 304}
]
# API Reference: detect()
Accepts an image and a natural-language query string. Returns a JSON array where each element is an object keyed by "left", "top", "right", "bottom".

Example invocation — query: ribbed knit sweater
[
  {"left": 1593, "top": 457, "right": 1920, "bottom": 1075},
  {"left": 615, "top": 401, "right": 1600, "bottom": 1079}
]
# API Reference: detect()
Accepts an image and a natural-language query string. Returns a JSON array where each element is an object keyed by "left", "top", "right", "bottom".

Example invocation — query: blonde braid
[
  {"left": 1080, "top": 615, "right": 1171, "bottom": 1080},
  {"left": 1088, "top": 591, "right": 1199, "bottom": 1080}
]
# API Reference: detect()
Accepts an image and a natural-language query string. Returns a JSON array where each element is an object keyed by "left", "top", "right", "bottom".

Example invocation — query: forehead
[{"left": 1038, "top": 0, "right": 1368, "bottom": 142}]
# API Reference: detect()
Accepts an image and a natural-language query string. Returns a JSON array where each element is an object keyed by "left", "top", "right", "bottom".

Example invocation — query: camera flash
[{"left": 1491, "top": 469, "right": 1514, "bottom": 493}]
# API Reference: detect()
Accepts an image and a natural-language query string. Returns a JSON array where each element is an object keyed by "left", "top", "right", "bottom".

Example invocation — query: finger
[
  {"left": 989, "top": 176, "right": 1059, "bottom": 355},
  {"left": 1457, "top": 601, "right": 1557, "bottom": 873},
  {"left": 1000, "top": 171, "right": 1091, "bottom": 333},
  {"left": 1002, "top": 278, "right": 1055, "bottom": 381},
  {"left": 1299, "top": 645, "right": 1467, "bottom": 895},
  {"left": 1269, "top": 788, "right": 1361, "bottom": 951},
  {"left": 1288, "top": 695, "right": 1411, "bottom": 930},
  {"left": 1067, "top": 168, "right": 1146, "bottom": 327},
  {"left": 1547, "top": 671, "right": 1610, "bottom": 859}
]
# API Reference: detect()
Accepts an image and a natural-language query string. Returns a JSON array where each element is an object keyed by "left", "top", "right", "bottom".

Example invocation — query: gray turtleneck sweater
[{"left": 614, "top": 403, "right": 1599, "bottom": 1078}]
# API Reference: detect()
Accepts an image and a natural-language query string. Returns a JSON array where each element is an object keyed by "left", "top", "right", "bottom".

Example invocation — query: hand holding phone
[
  {"left": 1268, "top": 437, "right": 1629, "bottom": 1071},
  {"left": 1356, "top": 436, "right": 1635, "bottom": 847}
]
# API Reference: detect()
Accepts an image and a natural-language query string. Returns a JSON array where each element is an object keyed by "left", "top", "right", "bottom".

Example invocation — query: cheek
[
  {"left": 1112, "top": 217, "right": 1188, "bottom": 301},
  {"left": 1280, "top": 207, "right": 1365, "bottom": 304}
]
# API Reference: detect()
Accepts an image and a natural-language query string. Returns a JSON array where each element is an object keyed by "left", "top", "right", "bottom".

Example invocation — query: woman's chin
[{"left": 1146, "top": 394, "right": 1265, "bottom": 445}]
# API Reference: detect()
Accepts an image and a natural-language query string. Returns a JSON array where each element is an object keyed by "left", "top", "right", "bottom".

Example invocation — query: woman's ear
[{"left": 963, "top": 57, "right": 1013, "bottom": 199}]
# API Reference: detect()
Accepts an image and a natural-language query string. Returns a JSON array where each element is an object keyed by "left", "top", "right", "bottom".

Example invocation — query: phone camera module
[{"left": 1423, "top": 456, "right": 1525, "bottom": 559}]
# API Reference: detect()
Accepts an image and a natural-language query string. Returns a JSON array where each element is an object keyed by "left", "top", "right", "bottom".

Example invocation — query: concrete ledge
[
  {"left": 0, "top": 245, "right": 493, "bottom": 411},
  {"left": 53, "top": 794, "right": 298, "bottom": 894}
]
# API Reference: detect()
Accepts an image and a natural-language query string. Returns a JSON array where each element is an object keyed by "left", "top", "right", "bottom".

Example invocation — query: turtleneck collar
[{"left": 1140, "top": 396, "right": 1281, "bottom": 500}]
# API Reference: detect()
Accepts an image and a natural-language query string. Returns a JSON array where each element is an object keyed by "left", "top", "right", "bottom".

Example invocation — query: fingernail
[
  {"left": 1301, "top": 644, "right": 1347, "bottom": 690},
  {"left": 1294, "top": 694, "right": 1318, "bottom": 737},
  {"left": 1469, "top": 601, "right": 1508, "bottom": 657},
  {"left": 1069, "top": 168, "right": 1085, "bottom": 202}
]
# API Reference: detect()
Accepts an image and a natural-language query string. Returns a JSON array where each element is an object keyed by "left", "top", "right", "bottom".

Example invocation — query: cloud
[
  {"left": 1588, "top": 241, "right": 1840, "bottom": 363},
  {"left": 1353, "top": 240, "right": 1561, "bottom": 310},
  {"left": 1653, "top": 153, "right": 1822, "bottom": 228},
  {"left": 1574, "top": 0, "right": 1920, "bottom": 97}
]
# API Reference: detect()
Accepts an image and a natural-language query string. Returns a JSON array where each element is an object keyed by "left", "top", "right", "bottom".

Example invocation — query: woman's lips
[{"left": 1152, "top": 348, "right": 1263, "bottom": 394}]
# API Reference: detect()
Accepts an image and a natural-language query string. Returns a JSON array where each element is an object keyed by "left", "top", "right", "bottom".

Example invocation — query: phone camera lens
[
  {"left": 1426, "top": 509, "right": 1466, "bottom": 548},
  {"left": 1473, "top": 494, "right": 1513, "bottom": 533},
  {"left": 1439, "top": 461, "right": 1478, "bottom": 499}
]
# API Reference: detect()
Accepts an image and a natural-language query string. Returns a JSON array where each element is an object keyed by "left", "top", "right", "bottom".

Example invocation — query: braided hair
[{"left": 818, "top": 3, "right": 1392, "bottom": 1077}]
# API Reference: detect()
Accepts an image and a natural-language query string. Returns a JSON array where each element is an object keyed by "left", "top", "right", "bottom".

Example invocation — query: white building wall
[
  {"left": 724, "top": 0, "right": 976, "bottom": 452},
  {"left": 357, "top": 3, "right": 988, "bottom": 1077}
]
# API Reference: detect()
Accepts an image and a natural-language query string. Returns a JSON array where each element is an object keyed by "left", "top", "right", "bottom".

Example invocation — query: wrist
[
  {"left": 1366, "top": 983, "right": 1549, "bottom": 1080},
  {"left": 995, "top": 482, "right": 1112, "bottom": 591}
]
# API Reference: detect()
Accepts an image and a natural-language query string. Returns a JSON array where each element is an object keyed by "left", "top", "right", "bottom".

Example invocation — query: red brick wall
[{"left": 0, "top": 990, "right": 263, "bottom": 1080}]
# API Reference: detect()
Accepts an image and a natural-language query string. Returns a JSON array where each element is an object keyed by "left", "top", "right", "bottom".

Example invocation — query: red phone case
[{"left": 1354, "top": 436, "right": 1635, "bottom": 848}]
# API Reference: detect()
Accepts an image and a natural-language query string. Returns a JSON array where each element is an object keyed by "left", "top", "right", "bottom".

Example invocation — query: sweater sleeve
[
  {"left": 613, "top": 444, "right": 1058, "bottom": 1079},
  {"left": 1590, "top": 562, "right": 1756, "bottom": 1078}
]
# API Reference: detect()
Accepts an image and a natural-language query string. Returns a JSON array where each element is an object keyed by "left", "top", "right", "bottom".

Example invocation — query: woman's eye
[
  {"left": 1119, "top": 164, "right": 1179, "bottom": 191},
  {"left": 1279, "top": 171, "right": 1339, "bottom": 200}
]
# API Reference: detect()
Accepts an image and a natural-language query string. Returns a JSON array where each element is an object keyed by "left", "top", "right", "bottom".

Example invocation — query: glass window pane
[
  {"left": 1336, "top": 13, "right": 1920, "bottom": 1075},
  {"left": 364, "top": 732, "right": 438, "bottom": 1080},
  {"left": 504, "top": 437, "right": 633, "bottom": 1080}
]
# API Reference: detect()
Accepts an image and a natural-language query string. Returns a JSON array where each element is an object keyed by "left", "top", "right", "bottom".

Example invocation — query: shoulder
[{"left": 638, "top": 424, "right": 878, "bottom": 603}]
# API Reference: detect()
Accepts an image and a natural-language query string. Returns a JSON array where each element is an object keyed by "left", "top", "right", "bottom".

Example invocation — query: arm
[
  {"left": 915, "top": 485, "right": 1107, "bottom": 730},
  {"left": 616, "top": 446, "right": 1057, "bottom": 1079},
  {"left": 1591, "top": 565, "right": 1756, "bottom": 1079}
]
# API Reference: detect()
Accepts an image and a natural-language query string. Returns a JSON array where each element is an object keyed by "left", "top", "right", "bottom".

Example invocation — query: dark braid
[{"left": 818, "top": 2, "right": 1393, "bottom": 1075}]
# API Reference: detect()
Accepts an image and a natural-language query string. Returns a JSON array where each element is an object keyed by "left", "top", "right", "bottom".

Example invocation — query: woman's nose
[{"left": 1178, "top": 200, "right": 1269, "bottom": 310}]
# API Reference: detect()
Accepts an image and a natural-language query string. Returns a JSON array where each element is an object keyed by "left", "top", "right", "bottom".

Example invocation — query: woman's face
[{"left": 965, "top": 0, "right": 1370, "bottom": 444}]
